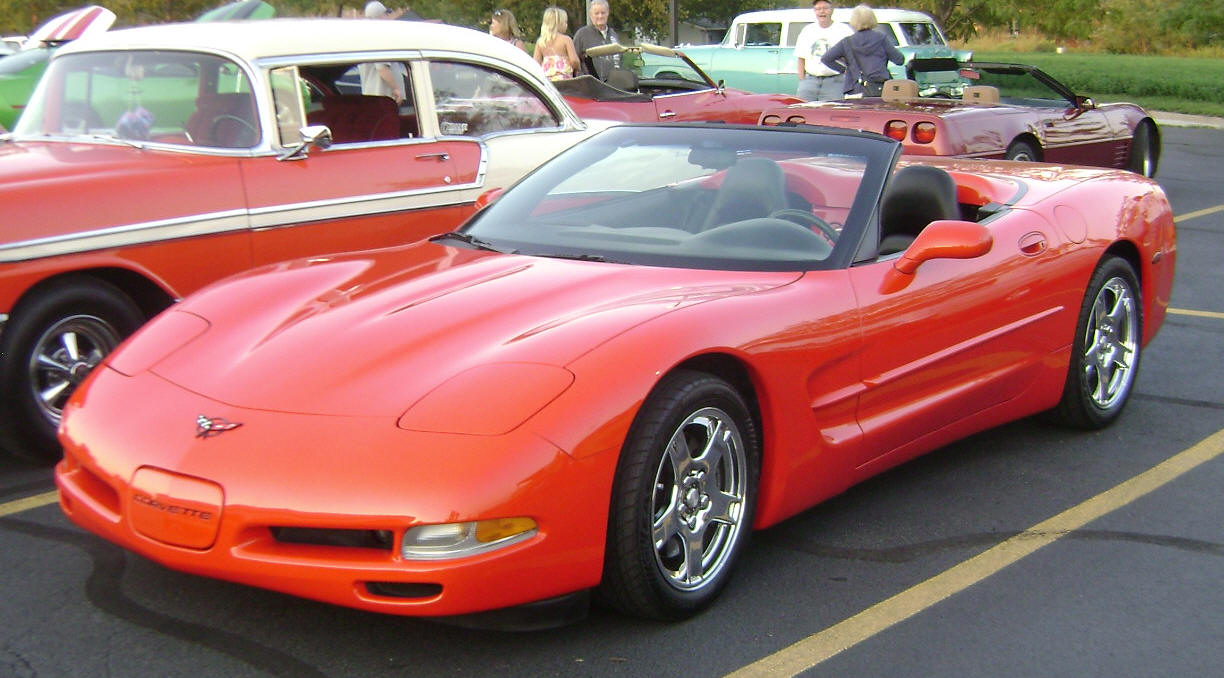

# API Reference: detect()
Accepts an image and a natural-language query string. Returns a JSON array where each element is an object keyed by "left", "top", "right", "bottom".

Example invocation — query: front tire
[
  {"left": 598, "top": 370, "right": 759, "bottom": 620},
  {"left": 1049, "top": 256, "right": 1142, "bottom": 429},
  {"left": 0, "top": 277, "right": 144, "bottom": 462}
]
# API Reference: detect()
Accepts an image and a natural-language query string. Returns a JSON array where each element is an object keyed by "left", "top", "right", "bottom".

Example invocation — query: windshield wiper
[
  {"left": 530, "top": 251, "right": 624, "bottom": 264},
  {"left": 429, "top": 231, "right": 514, "bottom": 254}
]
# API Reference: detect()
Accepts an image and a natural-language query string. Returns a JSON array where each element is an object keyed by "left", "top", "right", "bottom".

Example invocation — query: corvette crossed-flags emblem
[{"left": 195, "top": 415, "right": 243, "bottom": 439}]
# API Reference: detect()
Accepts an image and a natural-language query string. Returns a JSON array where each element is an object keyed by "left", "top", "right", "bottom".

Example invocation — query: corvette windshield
[{"left": 463, "top": 125, "right": 896, "bottom": 271}]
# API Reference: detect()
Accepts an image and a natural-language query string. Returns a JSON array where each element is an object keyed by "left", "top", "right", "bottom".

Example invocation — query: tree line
[{"left": 4, "top": 0, "right": 1221, "bottom": 54}]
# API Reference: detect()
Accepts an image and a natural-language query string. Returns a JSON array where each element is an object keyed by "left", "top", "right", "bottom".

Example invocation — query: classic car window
[
  {"left": 898, "top": 22, "right": 943, "bottom": 46},
  {"left": 463, "top": 125, "right": 895, "bottom": 271},
  {"left": 15, "top": 50, "right": 257, "bottom": 148},
  {"left": 269, "top": 66, "right": 306, "bottom": 147},
  {"left": 293, "top": 62, "right": 419, "bottom": 145},
  {"left": 874, "top": 24, "right": 900, "bottom": 46},
  {"left": 742, "top": 23, "right": 782, "bottom": 47},
  {"left": 785, "top": 22, "right": 812, "bottom": 47},
  {"left": 428, "top": 61, "right": 559, "bottom": 137}
]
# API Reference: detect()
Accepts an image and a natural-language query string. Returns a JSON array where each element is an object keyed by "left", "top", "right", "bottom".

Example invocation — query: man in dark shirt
[{"left": 572, "top": 0, "right": 620, "bottom": 79}]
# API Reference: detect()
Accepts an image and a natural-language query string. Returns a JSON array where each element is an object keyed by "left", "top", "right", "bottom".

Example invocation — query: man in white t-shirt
[{"left": 793, "top": 0, "right": 854, "bottom": 101}]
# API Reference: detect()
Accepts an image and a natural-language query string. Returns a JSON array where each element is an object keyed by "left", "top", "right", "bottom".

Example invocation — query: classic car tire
[
  {"left": 0, "top": 277, "right": 144, "bottom": 462},
  {"left": 1127, "top": 121, "right": 1159, "bottom": 178},
  {"left": 599, "top": 370, "right": 759, "bottom": 620},
  {"left": 1005, "top": 139, "right": 1040, "bottom": 162},
  {"left": 1049, "top": 256, "right": 1142, "bottom": 429}
]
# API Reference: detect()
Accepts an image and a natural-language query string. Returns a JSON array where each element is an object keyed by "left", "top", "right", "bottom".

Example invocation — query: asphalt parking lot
[{"left": 1, "top": 124, "right": 1221, "bottom": 678}]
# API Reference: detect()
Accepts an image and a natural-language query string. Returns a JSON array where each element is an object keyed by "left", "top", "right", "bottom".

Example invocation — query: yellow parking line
[
  {"left": 1169, "top": 307, "right": 1224, "bottom": 320},
  {"left": 1174, "top": 204, "right": 1224, "bottom": 223},
  {"left": 0, "top": 489, "right": 59, "bottom": 518},
  {"left": 726, "top": 426, "right": 1224, "bottom": 678}
]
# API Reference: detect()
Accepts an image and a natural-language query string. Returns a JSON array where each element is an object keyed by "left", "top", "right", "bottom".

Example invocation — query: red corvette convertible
[
  {"left": 556, "top": 43, "right": 801, "bottom": 124},
  {"left": 57, "top": 124, "right": 1175, "bottom": 628},
  {"left": 760, "top": 61, "right": 1160, "bottom": 177}
]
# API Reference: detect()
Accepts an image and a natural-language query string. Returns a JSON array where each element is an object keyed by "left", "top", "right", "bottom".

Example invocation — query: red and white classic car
[{"left": 0, "top": 18, "right": 603, "bottom": 462}]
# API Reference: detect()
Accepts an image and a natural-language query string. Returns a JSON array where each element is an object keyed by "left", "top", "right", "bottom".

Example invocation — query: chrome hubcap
[
  {"left": 28, "top": 315, "right": 121, "bottom": 423},
  {"left": 651, "top": 408, "right": 747, "bottom": 592},
  {"left": 1082, "top": 277, "right": 1138, "bottom": 410}
]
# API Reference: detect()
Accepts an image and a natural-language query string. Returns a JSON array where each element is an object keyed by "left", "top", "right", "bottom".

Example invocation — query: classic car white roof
[
  {"left": 732, "top": 7, "right": 939, "bottom": 24},
  {"left": 56, "top": 18, "right": 541, "bottom": 74}
]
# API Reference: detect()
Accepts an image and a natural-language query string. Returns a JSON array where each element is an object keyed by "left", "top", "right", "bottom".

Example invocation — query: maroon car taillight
[
  {"left": 884, "top": 120, "right": 907, "bottom": 141},
  {"left": 912, "top": 122, "right": 937, "bottom": 144}
]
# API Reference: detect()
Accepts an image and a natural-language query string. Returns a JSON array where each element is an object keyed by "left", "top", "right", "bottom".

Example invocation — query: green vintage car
[
  {"left": 0, "top": 6, "right": 116, "bottom": 129},
  {"left": 640, "top": 7, "right": 970, "bottom": 96}
]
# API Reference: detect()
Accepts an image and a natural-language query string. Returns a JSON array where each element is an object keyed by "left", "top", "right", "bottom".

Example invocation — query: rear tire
[
  {"left": 1048, "top": 256, "right": 1141, "bottom": 429},
  {"left": 598, "top": 370, "right": 759, "bottom": 620},
  {"left": 1126, "top": 121, "right": 1159, "bottom": 178},
  {"left": 0, "top": 277, "right": 144, "bottom": 463}
]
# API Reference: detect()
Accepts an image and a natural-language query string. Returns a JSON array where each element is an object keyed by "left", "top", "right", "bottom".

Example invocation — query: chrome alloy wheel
[
  {"left": 28, "top": 314, "right": 122, "bottom": 424},
  {"left": 1081, "top": 277, "right": 1139, "bottom": 411},
  {"left": 650, "top": 407, "right": 748, "bottom": 592}
]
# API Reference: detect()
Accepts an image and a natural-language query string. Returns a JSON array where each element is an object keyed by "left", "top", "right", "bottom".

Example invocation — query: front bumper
[{"left": 55, "top": 368, "right": 614, "bottom": 619}]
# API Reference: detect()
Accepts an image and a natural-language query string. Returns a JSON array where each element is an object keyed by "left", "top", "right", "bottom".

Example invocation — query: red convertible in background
[
  {"left": 557, "top": 43, "right": 800, "bottom": 124},
  {"left": 760, "top": 61, "right": 1160, "bottom": 177},
  {"left": 58, "top": 123, "right": 1174, "bottom": 628}
]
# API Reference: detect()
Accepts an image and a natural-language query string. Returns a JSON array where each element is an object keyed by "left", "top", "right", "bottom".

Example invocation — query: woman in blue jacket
[{"left": 822, "top": 5, "right": 904, "bottom": 97}]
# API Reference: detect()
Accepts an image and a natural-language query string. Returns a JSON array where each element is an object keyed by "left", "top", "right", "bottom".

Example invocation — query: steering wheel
[
  {"left": 769, "top": 209, "right": 838, "bottom": 242},
  {"left": 209, "top": 114, "right": 257, "bottom": 147}
]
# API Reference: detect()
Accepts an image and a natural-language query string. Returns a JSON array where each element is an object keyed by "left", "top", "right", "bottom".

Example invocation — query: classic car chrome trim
[
  {"left": 0, "top": 211, "right": 250, "bottom": 263},
  {"left": 248, "top": 184, "right": 481, "bottom": 231},
  {"left": 0, "top": 182, "right": 481, "bottom": 262}
]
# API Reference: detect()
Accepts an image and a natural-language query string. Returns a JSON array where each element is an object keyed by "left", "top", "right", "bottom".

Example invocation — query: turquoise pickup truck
[{"left": 641, "top": 8, "right": 971, "bottom": 96}]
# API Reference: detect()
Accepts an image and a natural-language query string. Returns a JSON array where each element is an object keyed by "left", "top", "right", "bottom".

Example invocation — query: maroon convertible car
[{"left": 760, "top": 61, "right": 1159, "bottom": 177}]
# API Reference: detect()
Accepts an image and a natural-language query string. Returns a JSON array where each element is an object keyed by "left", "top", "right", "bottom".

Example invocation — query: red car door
[
  {"left": 846, "top": 213, "right": 1073, "bottom": 470},
  {"left": 242, "top": 139, "right": 471, "bottom": 265},
  {"left": 1037, "top": 106, "right": 1118, "bottom": 168}
]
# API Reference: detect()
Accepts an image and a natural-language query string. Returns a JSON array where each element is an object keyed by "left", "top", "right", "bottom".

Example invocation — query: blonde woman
[
  {"left": 490, "top": 8, "right": 526, "bottom": 51},
  {"left": 534, "top": 6, "right": 579, "bottom": 80}
]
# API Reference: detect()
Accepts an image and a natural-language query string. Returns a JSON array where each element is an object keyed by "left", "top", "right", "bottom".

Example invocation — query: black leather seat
[
  {"left": 878, "top": 165, "right": 960, "bottom": 255},
  {"left": 605, "top": 67, "right": 639, "bottom": 93},
  {"left": 703, "top": 157, "right": 788, "bottom": 230}
]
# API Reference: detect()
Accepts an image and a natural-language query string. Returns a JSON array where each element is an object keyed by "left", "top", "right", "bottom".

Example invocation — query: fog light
[{"left": 402, "top": 518, "right": 538, "bottom": 560}]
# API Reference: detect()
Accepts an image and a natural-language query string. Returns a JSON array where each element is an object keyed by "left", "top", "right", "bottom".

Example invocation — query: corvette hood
[{"left": 140, "top": 242, "right": 799, "bottom": 417}]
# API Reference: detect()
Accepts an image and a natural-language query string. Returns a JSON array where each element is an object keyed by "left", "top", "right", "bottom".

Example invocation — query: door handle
[
  {"left": 659, "top": 111, "right": 677, "bottom": 119},
  {"left": 1018, "top": 231, "right": 1047, "bottom": 255},
  {"left": 416, "top": 152, "right": 450, "bottom": 161}
]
